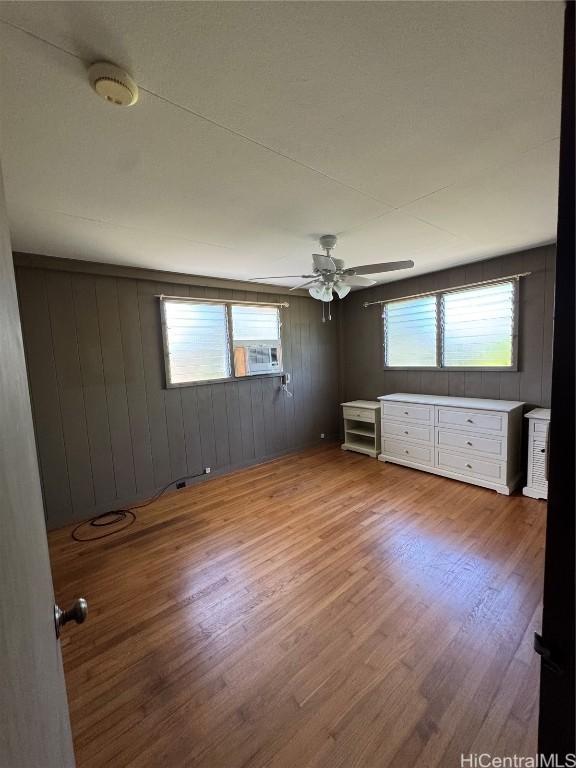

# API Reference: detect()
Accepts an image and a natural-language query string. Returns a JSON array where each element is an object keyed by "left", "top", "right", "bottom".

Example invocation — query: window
[
  {"left": 231, "top": 305, "right": 282, "bottom": 377},
  {"left": 383, "top": 295, "right": 437, "bottom": 367},
  {"left": 162, "top": 300, "right": 230, "bottom": 384},
  {"left": 441, "top": 282, "right": 516, "bottom": 368},
  {"left": 383, "top": 279, "right": 518, "bottom": 370},
  {"left": 160, "top": 298, "right": 282, "bottom": 386}
]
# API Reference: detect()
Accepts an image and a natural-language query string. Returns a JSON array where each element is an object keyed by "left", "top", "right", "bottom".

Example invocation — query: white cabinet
[
  {"left": 341, "top": 401, "right": 381, "bottom": 458},
  {"left": 378, "top": 394, "right": 525, "bottom": 495},
  {"left": 523, "top": 408, "right": 550, "bottom": 500}
]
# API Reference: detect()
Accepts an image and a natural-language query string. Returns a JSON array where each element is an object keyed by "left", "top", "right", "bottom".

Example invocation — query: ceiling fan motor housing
[{"left": 319, "top": 234, "right": 338, "bottom": 252}]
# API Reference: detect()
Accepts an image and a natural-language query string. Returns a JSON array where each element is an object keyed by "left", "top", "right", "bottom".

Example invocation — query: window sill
[
  {"left": 382, "top": 366, "right": 518, "bottom": 372},
  {"left": 165, "top": 370, "right": 285, "bottom": 388}
]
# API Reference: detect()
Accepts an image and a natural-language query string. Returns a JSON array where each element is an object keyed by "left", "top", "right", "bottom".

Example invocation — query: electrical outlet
[
  {"left": 320, "top": 433, "right": 325, "bottom": 439},
  {"left": 205, "top": 467, "right": 211, "bottom": 474},
  {"left": 176, "top": 481, "right": 186, "bottom": 489}
]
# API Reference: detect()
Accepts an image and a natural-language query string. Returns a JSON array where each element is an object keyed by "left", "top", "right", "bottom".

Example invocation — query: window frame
[
  {"left": 160, "top": 298, "right": 284, "bottom": 388},
  {"left": 381, "top": 279, "right": 519, "bottom": 372}
]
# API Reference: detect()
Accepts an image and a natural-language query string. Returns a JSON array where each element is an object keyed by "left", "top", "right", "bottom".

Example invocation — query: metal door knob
[{"left": 54, "top": 598, "right": 88, "bottom": 638}]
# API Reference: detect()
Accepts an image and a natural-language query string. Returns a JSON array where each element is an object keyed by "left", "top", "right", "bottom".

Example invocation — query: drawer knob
[
  {"left": 467, "top": 418, "right": 474, "bottom": 423},
  {"left": 405, "top": 450, "right": 409, "bottom": 454},
  {"left": 466, "top": 441, "right": 473, "bottom": 446},
  {"left": 540, "top": 448, "right": 546, "bottom": 454},
  {"left": 465, "top": 463, "right": 472, "bottom": 469},
  {"left": 404, "top": 411, "right": 409, "bottom": 415},
  {"left": 404, "top": 430, "right": 409, "bottom": 435}
]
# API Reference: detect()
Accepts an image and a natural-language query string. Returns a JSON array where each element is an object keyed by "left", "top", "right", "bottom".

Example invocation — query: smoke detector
[{"left": 88, "top": 61, "right": 139, "bottom": 107}]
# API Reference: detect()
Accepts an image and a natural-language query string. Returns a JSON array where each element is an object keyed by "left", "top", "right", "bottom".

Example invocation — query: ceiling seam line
[
  {"left": 396, "top": 134, "right": 562, "bottom": 213},
  {"left": 0, "top": 17, "right": 393, "bottom": 208},
  {"left": 139, "top": 87, "right": 392, "bottom": 206},
  {"left": 23, "top": 206, "right": 237, "bottom": 251},
  {"left": 399, "top": 212, "right": 463, "bottom": 239}
]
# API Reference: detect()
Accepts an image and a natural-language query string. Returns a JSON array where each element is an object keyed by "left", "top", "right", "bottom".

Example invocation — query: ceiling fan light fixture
[
  {"left": 308, "top": 282, "right": 333, "bottom": 302},
  {"left": 334, "top": 281, "right": 351, "bottom": 299},
  {"left": 320, "top": 284, "right": 334, "bottom": 302},
  {"left": 308, "top": 283, "right": 325, "bottom": 300}
]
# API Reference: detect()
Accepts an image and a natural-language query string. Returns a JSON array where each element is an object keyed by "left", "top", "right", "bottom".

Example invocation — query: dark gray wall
[
  {"left": 15, "top": 257, "right": 340, "bottom": 530},
  {"left": 341, "top": 244, "right": 556, "bottom": 408}
]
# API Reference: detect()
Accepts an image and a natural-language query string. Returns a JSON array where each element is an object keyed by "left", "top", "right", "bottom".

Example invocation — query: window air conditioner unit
[
  {"left": 233, "top": 342, "right": 282, "bottom": 376},
  {"left": 246, "top": 343, "right": 281, "bottom": 373}
]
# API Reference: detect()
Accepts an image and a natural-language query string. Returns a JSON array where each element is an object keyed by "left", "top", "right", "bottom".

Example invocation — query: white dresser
[
  {"left": 378, "top": 393, "right": 525, "bottom": 495},
  {"left": 523, "top": 408, "right": 550, "bottom": 500}
]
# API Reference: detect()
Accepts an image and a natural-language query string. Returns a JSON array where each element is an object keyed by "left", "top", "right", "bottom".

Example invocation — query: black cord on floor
[{"left": 70, "top": 471, "right": 207, "bottom": 542}]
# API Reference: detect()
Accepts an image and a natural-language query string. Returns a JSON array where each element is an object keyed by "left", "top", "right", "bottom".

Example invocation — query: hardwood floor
[{"left": 48, "top": 444, "right": 546, "bottom": 768}]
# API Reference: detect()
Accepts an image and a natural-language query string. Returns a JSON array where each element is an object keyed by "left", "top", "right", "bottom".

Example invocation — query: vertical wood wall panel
[
  {"left": 138, "top": 280, "right": 171, "bottom": 488},
  {"left": 195, "top": 385, "right": 217, "bottom": 472},
  {"left": 116, "top": 279, "right": 155, "bottom": 496},
  {"left": 341, "top": 245, "right": 555, "bottom": 410},
  {"left": 162, "top": 283, "right": 190, "bottom": 480},
  {"left": 95, "top": 276, "right": 137, "bottom": 501},
  {"left": 72, "top": 274, "right": 117, "bottom": 506},
  {"left": 45, "top": 271, "right": 95, "bottom": 516},
  {"left": 16, "top": 263, "right": 340, "bottom": 528},
  {"left": 16, "top": 269, "right": 73, "bottom": 523}
]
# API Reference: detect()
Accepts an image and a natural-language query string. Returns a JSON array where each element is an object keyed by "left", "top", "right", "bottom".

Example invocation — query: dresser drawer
[
  {"left": 436, "top": 428, "right": 506, "bottom": 459},
  {"left": 381, "top": 438, "right": 433, "bottom": 466},
  {"left": 381, "top": 420, "right": 433, "bottom": 444},
  {"left": 381, "top": 402, "right": 433, "bottom": 424},
  {"left": 343, "top": 406, "right": 375, "bottom": 423},
  {"left": 436, "top": 407, "right": 506, "bottom": 435},
  {"left": 436, "top": 449, "right": 505, "bottom": 482}
]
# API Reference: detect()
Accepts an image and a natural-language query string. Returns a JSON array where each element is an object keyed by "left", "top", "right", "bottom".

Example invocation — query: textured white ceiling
[{"left": 0, "top": 1, "right": 563, "bottom": 285}]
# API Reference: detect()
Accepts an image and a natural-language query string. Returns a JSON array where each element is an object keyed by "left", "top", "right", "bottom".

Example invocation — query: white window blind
[
  {"left": 231, "top": 305, "right": 280, "bottom": 342},
  {"left": 384, "top": 295, "right": 437, "bottom": 367},
  {"left": 382, "top": 279, "right": 517, "bottom": 370},
  {"left": 442, "top": 282, "right": 515, "bottom": 368},
  {"left": 162, "top": 300, "right": 230, "bottom": 384}
]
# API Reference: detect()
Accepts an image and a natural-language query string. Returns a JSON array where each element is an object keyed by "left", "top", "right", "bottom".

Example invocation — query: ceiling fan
[{"left": 250, "top": 235, "right": 414, "bottom": 303}]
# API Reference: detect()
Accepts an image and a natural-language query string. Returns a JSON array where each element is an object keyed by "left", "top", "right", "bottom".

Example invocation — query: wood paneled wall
[
  {"left": 341, "top": 245, "right": 556, "bottom": 407},
  {"left": 15, "top": 260, "right": 340, "bottom": 529}
]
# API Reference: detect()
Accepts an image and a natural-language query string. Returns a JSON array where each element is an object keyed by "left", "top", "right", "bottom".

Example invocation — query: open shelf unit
[{"left": 341, "top": 401, "right": 381, "bottom": 458}]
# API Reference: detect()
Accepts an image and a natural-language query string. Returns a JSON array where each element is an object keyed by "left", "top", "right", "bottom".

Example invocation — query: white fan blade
[
  {"left": 249, "top": 274, "right": 315, "bottom": 281},
  {"left": 347, "top": 260, "right": 414, "bottom": 275},
  {"left": 342, "top": 275, "right": 376, "bottom": 287},
  {"left": 312, "top": 253, "right": 336, "bottom": 271},
  {"left": 290, "top": 278, "right": 320, "bottom": 291}
]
